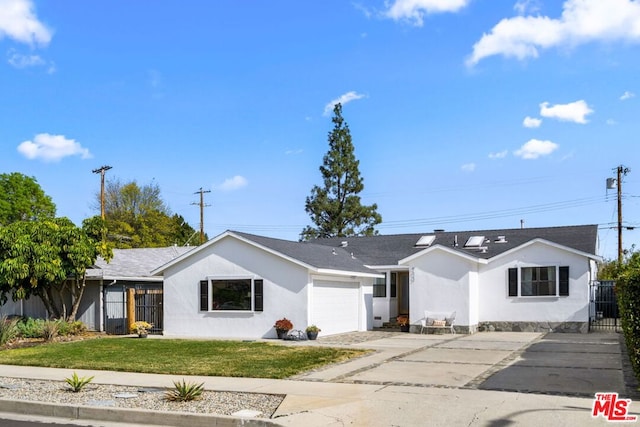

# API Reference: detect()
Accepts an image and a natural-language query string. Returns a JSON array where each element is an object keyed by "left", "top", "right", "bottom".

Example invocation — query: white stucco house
[
  {"left": 152, "top": 224, "right": 600, "bottom": 338},
  {"left": 151, "top": 231, "right": 381, "bottom": 338},
  {"left": 313, "top": 224, "right": 601, "bottom": 333}
]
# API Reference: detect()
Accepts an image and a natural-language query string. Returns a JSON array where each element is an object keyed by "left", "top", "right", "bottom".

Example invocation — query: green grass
[{"left": 0, "top": 337, "right": 368, "bottom": 379}]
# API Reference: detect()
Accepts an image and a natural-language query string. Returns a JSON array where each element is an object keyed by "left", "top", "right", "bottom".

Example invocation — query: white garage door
[{"left": 312, "top": 280, "right": 360, "bottom": 336}]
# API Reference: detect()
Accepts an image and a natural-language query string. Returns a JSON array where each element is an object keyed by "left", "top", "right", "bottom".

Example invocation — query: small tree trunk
[{"left": 67, "top": 276, "right": 86, "bottom": 322}]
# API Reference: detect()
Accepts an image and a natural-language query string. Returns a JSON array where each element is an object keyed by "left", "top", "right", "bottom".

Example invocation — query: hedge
[{"left": 617, "top": 267, "right": 640, "bottom": 383}]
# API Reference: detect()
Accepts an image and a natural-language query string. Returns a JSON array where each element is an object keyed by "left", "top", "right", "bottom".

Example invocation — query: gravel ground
[{"left": 0, "top": 377, "right": 284, "bottom": 419}]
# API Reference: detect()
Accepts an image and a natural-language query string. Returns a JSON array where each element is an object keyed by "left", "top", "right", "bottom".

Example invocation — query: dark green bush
[{"left": 617, "top": 262, "right": 640, "bottom": 383}]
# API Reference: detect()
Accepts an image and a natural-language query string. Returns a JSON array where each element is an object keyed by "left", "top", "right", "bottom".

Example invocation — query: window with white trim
[
  {"left": 199, "top": 277, "right": 263, "bottom": 311},
  {"left": 508, "top": 266, "right": 569, "bottom": 297},
  {"left": 373, "top": 276, "right": 386, "bottom": 298}
]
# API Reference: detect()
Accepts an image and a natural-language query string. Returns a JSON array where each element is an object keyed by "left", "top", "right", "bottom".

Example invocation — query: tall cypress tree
[{"left": 301, "top": 103, "right": 382, "bottom": 240}]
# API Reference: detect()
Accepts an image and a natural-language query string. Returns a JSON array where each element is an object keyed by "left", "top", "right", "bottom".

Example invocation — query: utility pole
[
  {"left": 192, "top": 188, "right": 211, "bottom": 244},
  {"left": 615, "top": 165, "right": 630, "bottom": 264},
  {"left": 608, "top": 166, "right": 631, "bottom": 264},
  {"left": 92, "top": 165, "right": 112, "bottom": 219}
]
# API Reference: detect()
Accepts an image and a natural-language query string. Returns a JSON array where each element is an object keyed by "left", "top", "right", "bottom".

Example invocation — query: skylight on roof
[
  {"left": 415, "top": 235, "right": 436, "bottom": 247},
  {"left": 464, "top": 236, "right": 485, "bottom": 247}
]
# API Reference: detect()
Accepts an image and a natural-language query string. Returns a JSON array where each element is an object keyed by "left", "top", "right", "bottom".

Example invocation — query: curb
[{"left": 0, "top": 398, "right": 282, "bottom": 427}]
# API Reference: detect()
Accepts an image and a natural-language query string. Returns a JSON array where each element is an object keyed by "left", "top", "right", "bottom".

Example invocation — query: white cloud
[
  {"left": 352, "top": 2, "right": 373, "bottom": 19},
  {"left": 285, "top": 149, "right": 303, "bottom": 155},
  {"left": 216, "top": 175, "right": 248, "bottom": 192},
  {"left": 17, "top": 133, "right": 92, "bottom": 162},
  {"left": 323, "top": 91, "right": 366, "bottom": 116},
  {"left": 514, "top": 0, "right": 541, "bottom": 15},
  {"left": 7, "top": 50, "right": 43, "bottom": 68},
  {"left": 7, "top": 49, "right": 54, "bottom": 72},
  {"left": 467, "top": 0, "right": 640, "bottom": 67},
  {"left": 488, "top": 150, "right": 508, "bottom": 159},
  {"left": 0, "top": 0, "right": 52, "bottom": 46},
  {"left": 523, "top": 116, "right": 542, "bottom": 128},
  {"left": 606, "top": 118, "right": 617, "bottom": 125},
  {"left": 384, "top": 0, "right": 471, "bottom": 26},
  {"left": 539, "top": 100, "right": 593, "bottom": 124},
  {"left": 514, "top": 139, "right": 559, "bottom": 159},
  {"left": 620, "top": 91, "right": 635, "bottom": 100},
  {"left": 461, "top": 163, "right": 476, "bottom": 172}
]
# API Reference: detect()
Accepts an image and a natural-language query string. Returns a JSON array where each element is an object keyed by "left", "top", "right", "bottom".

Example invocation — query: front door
[{"left": 397, "top": 272, "right": 409, "bottom": 315}]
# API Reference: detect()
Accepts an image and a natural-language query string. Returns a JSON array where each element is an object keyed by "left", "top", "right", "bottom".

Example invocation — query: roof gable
[{"left": 152, "top": 230, "right": 379, "bottom": 277}]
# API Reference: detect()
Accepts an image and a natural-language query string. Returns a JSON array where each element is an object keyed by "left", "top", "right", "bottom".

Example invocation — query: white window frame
[{"left": 510, "top": 265, "right": 562, "bottom": 298}]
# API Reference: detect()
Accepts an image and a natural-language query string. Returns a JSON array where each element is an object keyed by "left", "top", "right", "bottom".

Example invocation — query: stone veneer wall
[
  {"left": 477, "top": 321, "right": 589, "bottom": 334},
  {"left": 410, "top": 322, "right": 588, "bottom": 334}
]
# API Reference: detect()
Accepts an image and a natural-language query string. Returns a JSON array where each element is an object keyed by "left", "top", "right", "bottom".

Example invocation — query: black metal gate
[
  {"left": 589, "top": 280, "right": 620, "bottom": 332},
  {"left": 134, "top": 288, "right": 163, "bottom": 335},
  {"left": 104, "top": 283, "right": 163, "bottom": 335}
]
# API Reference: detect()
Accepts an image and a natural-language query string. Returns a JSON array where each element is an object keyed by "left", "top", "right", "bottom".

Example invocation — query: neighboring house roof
[
  {"left": 152, "top": 230, "right": 380, "bottom": 277},
  {"left": 312, "top": 225, "right": 600, "bottom": 266},
  {"left": 88, "top": 246, "right": 194, "bottom": 281}
]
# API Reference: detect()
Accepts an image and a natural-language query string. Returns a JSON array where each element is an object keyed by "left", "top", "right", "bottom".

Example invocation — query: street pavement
[{"left": 0, "top": 331, "right": 638, "bottom": 426}]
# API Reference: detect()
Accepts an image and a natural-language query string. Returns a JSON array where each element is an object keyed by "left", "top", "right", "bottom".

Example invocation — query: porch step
[{"left": 376, "top": 320, "right": 401, "bottom": 331}]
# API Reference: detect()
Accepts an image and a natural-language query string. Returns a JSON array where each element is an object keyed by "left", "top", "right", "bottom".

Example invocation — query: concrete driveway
[
  {"left": 478, "top": 332, "right": 636, "bottom": 397},
  {"left": 300, "top": 331, "right": 636, "bottom": 398}
]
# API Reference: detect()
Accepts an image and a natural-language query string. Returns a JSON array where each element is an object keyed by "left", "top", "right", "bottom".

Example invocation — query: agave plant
[
  {"left": 65, "top": 372, "right": 95, "bottom": 392},
  {"left": 165, "top": 379, "right": 204, "bottom": 402}
]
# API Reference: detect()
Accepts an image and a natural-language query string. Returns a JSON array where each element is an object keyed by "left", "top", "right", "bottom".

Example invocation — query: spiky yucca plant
[
  {"left": 165, "top": 379, "right": 204, "bottom": 402},
  {"left": 65, "top": 372, "right": 95, "bottom": 392}
]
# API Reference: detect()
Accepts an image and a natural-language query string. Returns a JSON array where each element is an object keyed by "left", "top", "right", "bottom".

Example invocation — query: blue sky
[{"left": 1, "top": 0, "right": 638, "bottom": 260}]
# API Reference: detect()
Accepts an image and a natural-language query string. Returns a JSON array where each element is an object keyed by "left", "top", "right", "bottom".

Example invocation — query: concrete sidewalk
[{"left": 0, "top": 331, "right": 637, "bottom": 426}]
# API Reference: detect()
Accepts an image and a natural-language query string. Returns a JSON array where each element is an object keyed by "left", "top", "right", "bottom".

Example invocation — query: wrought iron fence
[{"left": 589, "top": 280, "right": 620, "bottom": 332}]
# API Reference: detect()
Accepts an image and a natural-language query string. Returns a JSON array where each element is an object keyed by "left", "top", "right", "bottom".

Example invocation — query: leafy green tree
[
  {"left": 598, "top": 245, "right": 639, "bottom": 280},
  {"left": 301, "top": 103, "right": 382, "bottom": 240},
  {"left": 0, "top": 216, "right": 113, "bottom": 320},
  {"left": 97, "top": 178, "right": 199, "bottom": 248},
  {"left": 0, "top": 172, "right": 56, "bottom": 225}
]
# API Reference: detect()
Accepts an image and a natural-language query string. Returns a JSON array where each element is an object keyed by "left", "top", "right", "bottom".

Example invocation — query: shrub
[
  {"left": 41, "top": 320, "right": 60, "bottom": 341},
  {"left": 65, "top": 372, "right": 94, "bottom": 392},
  {"left": 57, "top": 320, "right": 87, "bottom": 336},
  {"left": 0, "top": 316, "right": 19, "bottom": 346},
  {"left": 17, "top": 318, "right": 44, "bottom": 338},
  {"left": 165, "top": 379, "right": 204, "bottom": 402},
  {"left": 617, "top": 266, "right": 640, "bottom": 383}
]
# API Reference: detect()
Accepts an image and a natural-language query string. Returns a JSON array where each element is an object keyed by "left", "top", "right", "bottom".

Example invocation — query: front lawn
[{"left": 0, "top": 337, "right": 368, "bottom": 379}]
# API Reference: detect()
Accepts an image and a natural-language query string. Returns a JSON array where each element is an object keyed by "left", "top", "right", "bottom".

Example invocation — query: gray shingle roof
[
  {"left": 311, "top": 225, "right": 599, "bottom": 265},
  {"left": 232, "top": 231, "right": 377, "bottom": 274},
  {"left": 88, "top": 246, "right": 194, "bottom": 279}
]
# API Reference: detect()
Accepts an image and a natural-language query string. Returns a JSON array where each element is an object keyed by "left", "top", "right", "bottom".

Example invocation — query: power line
[{"left": 209, "top": 195, "right": 617, "bottom": 233}]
